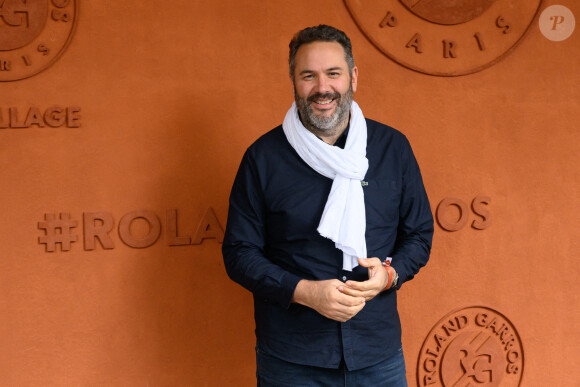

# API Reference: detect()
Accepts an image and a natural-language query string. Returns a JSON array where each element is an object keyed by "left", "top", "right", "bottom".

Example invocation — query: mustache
[{"left": 307, "top": 92, "right": 341, "bottom": 103}]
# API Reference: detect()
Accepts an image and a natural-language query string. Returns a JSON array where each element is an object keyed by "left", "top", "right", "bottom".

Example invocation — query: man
[{"left": 223, "top": 25, "right": 433, "bottom": 386}]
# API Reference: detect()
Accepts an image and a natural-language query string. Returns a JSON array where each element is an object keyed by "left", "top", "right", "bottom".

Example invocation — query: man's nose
[{"left": 314, "top": 76, "right": 332, "bottom": 94}]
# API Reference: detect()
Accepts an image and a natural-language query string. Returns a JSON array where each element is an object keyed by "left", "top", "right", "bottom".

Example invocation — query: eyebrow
[{"left": 299, "top": 67, "right": 344, "bottom": 75}]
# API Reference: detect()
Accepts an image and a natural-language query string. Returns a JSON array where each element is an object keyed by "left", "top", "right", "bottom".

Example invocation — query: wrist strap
[{"left": 382, "top": 260, "right": 393, "bottom": 291}]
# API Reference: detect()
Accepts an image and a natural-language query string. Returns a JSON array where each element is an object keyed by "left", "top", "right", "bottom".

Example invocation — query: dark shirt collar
[
  {"left": 313, "top": 124, "right": 350, "bottom": 149},
  {"left": 333, "top": 125, "right": 349, "bottom": 149}
]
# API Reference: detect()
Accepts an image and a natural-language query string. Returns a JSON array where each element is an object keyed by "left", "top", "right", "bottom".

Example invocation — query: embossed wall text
[
  {"left": 345, "top": 0, "right": 543, "bottom": 76},
  {"left": 435, "top": 195, "right": 491, "bottom": 232},
  {"left": 417, "top": 306, "right": 524, "bottom": 386},
  {"left": 38, "top": 208, "right": 225, "bottom": 252},
  {"left": 0, "top": 106, "right": 81, "bottom": 128}
]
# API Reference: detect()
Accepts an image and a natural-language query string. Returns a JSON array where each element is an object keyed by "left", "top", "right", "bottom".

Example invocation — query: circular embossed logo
[
  {"left": 344, "top": 0, "right": 543, "bottom": 76},
  {"left": 0, "top": 0, "right": 77, "bottom": 82},
  {"left": 417, "top": 306, "right": 524, "bottom": 386}
]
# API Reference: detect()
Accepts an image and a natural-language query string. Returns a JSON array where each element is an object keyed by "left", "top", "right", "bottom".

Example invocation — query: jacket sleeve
[
  {"left": 222, "top": 149, "right": 303, "bottom": 308},
  {"left": 389, "top": 137, "right": 434, "bottom": 289}
]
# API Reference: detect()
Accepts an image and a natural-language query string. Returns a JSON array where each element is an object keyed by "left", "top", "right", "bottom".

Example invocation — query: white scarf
[{"left": 282, "top": 100, "right": 368, "bottom": 271}]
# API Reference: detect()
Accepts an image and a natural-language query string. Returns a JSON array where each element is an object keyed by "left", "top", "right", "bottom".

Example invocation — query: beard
[{"left": 294, "top": 83, "right": 353, "bottom": 133}]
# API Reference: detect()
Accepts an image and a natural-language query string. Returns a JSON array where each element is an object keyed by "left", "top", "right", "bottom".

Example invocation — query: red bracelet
[{"left": 382, "top": 261, "right": 393, "bottom": 291}]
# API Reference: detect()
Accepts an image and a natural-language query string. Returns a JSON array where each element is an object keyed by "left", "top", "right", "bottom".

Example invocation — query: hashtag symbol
[{"left": 38, "top": 213, "right": 78, "bottom": 252}]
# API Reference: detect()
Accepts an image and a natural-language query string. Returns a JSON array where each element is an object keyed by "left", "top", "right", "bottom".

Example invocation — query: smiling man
[{"left": 223, "top": 25, "right": 434, "bottom": 386}]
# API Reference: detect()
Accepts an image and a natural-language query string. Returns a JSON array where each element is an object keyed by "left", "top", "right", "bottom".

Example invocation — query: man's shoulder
[
  {"left": 249, "top": 125, "right": 285, "bottom": 149},
  {"left": 244, "top": 125, "right": 288, "bottom": 161},
  {"left": 365, "top": 118, "right": 409, "bottom": 145}
]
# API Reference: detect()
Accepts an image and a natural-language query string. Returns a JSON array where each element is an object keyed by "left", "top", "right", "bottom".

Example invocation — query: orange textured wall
[{"left": 0, "top": 0, "right": 578, "bottom": 385}]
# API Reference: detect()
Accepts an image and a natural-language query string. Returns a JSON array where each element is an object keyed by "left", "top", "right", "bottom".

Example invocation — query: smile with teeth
[
  {"left": 316, "top": 99, "right": 333, "bottom": 105},
  {"left": 308, "top": 93, "right": 340, "bottom": 109}
]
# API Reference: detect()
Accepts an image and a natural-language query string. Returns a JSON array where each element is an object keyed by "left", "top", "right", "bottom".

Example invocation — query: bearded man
[{"left": 223, "top": 25, "right": 433, "bottom": 386}]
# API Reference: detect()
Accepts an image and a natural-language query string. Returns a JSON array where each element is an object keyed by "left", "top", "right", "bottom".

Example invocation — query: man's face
[{"left": 293, "top": 41, "right": 358, "bottom": 133}]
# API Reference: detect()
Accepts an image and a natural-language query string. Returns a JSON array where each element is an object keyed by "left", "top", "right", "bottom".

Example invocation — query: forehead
[{"left": 294, "top": 41, "right": 348, "bottom": 72}]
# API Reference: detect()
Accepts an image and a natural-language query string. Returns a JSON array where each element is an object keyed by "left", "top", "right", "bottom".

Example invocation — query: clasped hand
[{"left": 292, "top": 257, "right": 395, "bottom": 322}]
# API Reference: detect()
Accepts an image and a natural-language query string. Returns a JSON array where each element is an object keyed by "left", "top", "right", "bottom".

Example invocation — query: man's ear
[{"left": 351, "top": 66, "right": 358, "bottom": 93}]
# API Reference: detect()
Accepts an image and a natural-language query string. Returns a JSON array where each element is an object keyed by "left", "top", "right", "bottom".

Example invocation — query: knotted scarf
[{"left": 282, "top": 100, "right": 368, "bottom": 271}]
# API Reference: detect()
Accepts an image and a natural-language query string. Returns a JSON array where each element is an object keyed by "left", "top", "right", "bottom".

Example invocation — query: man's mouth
[
  {"left": 308, "top": 93, "right": 340, "bottom": 109},
  {"left": 315, "top": 99, "right": 333, "bottom": 105}
]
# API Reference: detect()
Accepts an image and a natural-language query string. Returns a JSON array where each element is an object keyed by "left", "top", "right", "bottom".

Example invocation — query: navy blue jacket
[{"left": 222, "top": 119, "right": 433, "bottom": 371}]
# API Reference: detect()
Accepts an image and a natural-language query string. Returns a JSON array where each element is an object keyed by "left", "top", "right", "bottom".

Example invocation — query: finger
[
  {"left": 337, "top": 295, "right": 366, "bottom": 307},
  {"left": 342, "top": 290, "right": 375, "bottom": 302},
  {"left": 347, "top": 265, "right": 390, "bottom": 289},
  {"left": 338, "top": 285, "right": 367, "bottom": 298},
  {"left": 342, "top": 285, "right": 378, "bottom": 299},
  {"left": 325, "top": 302, "right": 361, "bottom": 321},
  {"left": 357, "top": 257, "right": 381, "bottom": 268},
  {"left": 346, "top": 301, "right": 366, "bottom": 316},
  {"left": 344, "top": 279, "right": 379, "bottom": 291},
  {"left": 335, "top": 292, "right": 366, "bottom": 307},
  {"left": 338, "top": 284, "right": 376, "bottom": 298},
  {"left": 333, "top": 303, "right": 366, "bottom": 321}
]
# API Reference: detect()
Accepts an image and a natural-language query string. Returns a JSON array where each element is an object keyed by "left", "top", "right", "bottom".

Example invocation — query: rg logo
[
  {"left": 0, "top": 0, "right": 77, "bottom": 81},
  {"left": 442, "top": 331, "right": 503, "bottom": 386},
  {"left": 417, "top": 306, "right": 524, "bottom": 387},
  {"left": 0, "top": 0, "right": 47, "bottom": 51},
  {"left": 0, "top": 0, "right": 30, "bottom": 27}
]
